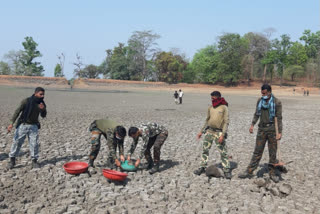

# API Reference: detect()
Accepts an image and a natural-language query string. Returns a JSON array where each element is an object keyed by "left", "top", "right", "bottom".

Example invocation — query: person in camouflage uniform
[
  {"left": 88, "top": 119, "right": 126, "bottom": 168},
  {"left": 238, "top": 84, "right": 283, "bottom": 183},
  {"left": 194, "top": 91, "right": 232, "bottom": 179},
  {"left": 127, "top": 123, "right": 168, "bottom": 174}
]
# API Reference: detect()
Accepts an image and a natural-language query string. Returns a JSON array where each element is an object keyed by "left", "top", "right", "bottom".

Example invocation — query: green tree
[
  {"left": 154, "top": 51, "right": 187, "bottom": 83},
  {"left": 20, "top": 36, "right": 44, "bottom": 76},
  {"left": 54, "top": 64, "right": 64, "bottom": 77},
  {"left": 300, "top": 30, "right": 320, "bottom": 59},
  {"left": 81, "top": 64, "right": 101, "bottom": 79},
  {"left": 0, "top": 61, "right": 11, "bottom": 75},
  {"left": 127, "top": 30, "right": 160, "bottom": 80},
  {"left": 271, "top": 34, "right": 292, "bottom": 85},
  {"left": 107, "top": 43, "right": 131, "bottom": 80},
  {"left": 284, "top": 65, "right": 304, "bottom": 81},
  {"left": 188, "top": 45, "right": 220, "bottom": 83},
  {"left": 217, "top": 33, "right": 248, "bottom": 85},
  {"left": 287, "top": 42, "right": 308, "bottom": 66}
]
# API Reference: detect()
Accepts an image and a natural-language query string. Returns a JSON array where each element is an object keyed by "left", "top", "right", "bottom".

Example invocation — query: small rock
[
  {"left": 270, "top": 187, "right": 279, "bottom": 196},
  {"left": 279, "top": 183, "right": 292, "bottom": 195},
  {"left": 254, "top": 178, "right": 266, "bottom": 187}
]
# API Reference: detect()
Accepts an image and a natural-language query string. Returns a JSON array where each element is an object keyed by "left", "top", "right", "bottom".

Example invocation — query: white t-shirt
[{"left": 179, "top": 91, "right": 184, "bottom": 98}]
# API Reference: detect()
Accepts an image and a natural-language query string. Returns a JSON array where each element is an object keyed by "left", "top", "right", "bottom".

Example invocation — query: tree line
[{"left": 1, "top": 29, "right": 320, "bottom": 86}]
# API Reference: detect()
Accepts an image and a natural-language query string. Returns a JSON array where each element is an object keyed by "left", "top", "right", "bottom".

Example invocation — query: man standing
[
  {"left": 88, "top": 119, "right": 126, "bottom": 168},
  {"left": 127, "top": 123, "right": 168, "bottom": 174},
  {"left": 7, "top": 87, "right": 47, "bottom": 169},
  {"left": 194, "top": 91, "right": 232, "bottom": 179},
  {"left": 178, "top": 89, "right": 184, "bottom": 104},
  {"left": 173, "top": 91, "right": 179, "bottom": 104},
  {"left": 238, "top": 84, "right": 282, "bottom": 183}
]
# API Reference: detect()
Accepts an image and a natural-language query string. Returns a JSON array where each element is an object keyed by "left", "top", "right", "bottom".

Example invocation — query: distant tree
[
  {"left": 81, "top": 64, "right": 101, "bottom": 79},
  {"left": 300, "top": 30, "right": 320, "bottom": 59},
  {"left": 154, "top": 51, "right": 187, "bottom": 83},
  {"left": 284, "top": 65, "right": 304, "bottom": 81},
  {"left": 54, "top": 63, "right": 63, "bottom": 77},
  {"left": 272, "top": 34, "right": 292, "bottom": 86},
  {"left": 287, "top": 42, "right": 308, "bottom": 66},
  {"left": 4, "top": 50, "right": 24, "bottom": 75},
  {"left": 0, "top": 61, "right": 11, "bottom": 75},
  {"left": 188, "top": 45, "right": 220, "bottom": 83},
  {"left": 127, "top": 30, "right": 160, "bottom": 80},
  {"left": 217, "top": 33, "right": 248, "bottom": 85},
  {"left": 243, "top": 32, "right": 270, "bottom": 80},
  {"left": 241, "top": 54, "right": 254, "bottom": 85},
  {"left": 20, "top": 36, "right": 44, "bottom": 76},
  {"left": 73, "top": 53, "right": 84, "bottom": 78},
  {"left": 107, "top": 43, "right": 131, "bottom": 80},
  {"left": 55, "top": 53, "right": 66, "bottom": 77}
]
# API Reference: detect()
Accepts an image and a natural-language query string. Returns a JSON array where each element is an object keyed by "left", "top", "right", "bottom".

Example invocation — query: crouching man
[
  {"left": 88, "top": 119, "right": 126, "bottom": 169},
  {"left": 127, "top": 123, "right": 168, "bottom": 174},
  {"left": 7, "top": 87, "right": 47, "bottom": 169}
]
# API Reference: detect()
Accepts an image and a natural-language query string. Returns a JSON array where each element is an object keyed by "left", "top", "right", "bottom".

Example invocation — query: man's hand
[
  {"left": 127, "top": 155, "right": 131, "bottom": 161},
  {"left": 120, "top": 155, "right": 125, "bottom": 162},
  {"left": 134, "top": 159, "right": 140, "bottom": 168},
  {"left": 218, "top": 135, "right": 224, "bottom": 144},
  {"left": 39, "top": 103, "right": 45, "bottom": 110},
  {"left": 249, "top": 125, "right": 254, "bottom": 134},
  {"left": 276, "top": 133, "right": 282, "bottom": 140},
  {"left": 115, "top": 159, "right": 121, "bottom": 167},
  {"left": 197, "top": 132, "right": 202, "bottom": 140},
  {"left": 7, "top": 124, "right": 13, "bottom": 133}
]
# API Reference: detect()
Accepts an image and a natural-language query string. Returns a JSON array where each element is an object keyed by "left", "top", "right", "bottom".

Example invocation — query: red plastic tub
[
  {"left": 102, "top": 169, "right": 128, "bottom": 181},
  {"left": 63, "top": 161, "right": 89, "bottom": 174}
]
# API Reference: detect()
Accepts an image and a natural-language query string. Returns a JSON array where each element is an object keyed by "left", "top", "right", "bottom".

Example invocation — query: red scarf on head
[{"left": 212, "top": 97, "right": 228, "bottom": 108}]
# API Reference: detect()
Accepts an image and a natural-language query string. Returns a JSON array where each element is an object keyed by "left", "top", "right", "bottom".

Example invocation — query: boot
[
  {"left": 7, "top": 157, "right": 15, "bottom": 170},
  {"left": 238, "top": 170, "right": 254, "bottom": 179},
  {"left": 149, "top": 163, "right": 160, "bottom": 174},
  {"left": 89, "top": 159, "right": 95, "bottom": 168},
  {"left": 194, "top": 167, "right": 205, "bottom": 176},
  {"left": 32, "top": 159, "right": 40, "bottom": 169},
  {"left": 224, "top": 170, "right": 232, "bottom": 180},
  {"left": 147, "top": 160, "right": 154, "bottom": 170}
]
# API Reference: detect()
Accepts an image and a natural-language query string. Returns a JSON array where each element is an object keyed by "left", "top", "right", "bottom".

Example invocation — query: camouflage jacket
[{"left": 128, "top": 123, "right": 167, "bottom": 159}]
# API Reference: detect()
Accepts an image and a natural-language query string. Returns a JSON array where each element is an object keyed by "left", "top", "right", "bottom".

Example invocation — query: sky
[{"left": 0, "top": 0, "right": 319, "bottom": 79}]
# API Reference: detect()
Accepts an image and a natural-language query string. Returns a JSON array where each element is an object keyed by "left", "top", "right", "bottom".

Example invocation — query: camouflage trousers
[
  {"left": 200, "top": 131, "right": 230, "bottom": 172},
  {"left": 88, "top": 127, "right": 121, "bottom": 162},
  {"left": 145, "top": 130, "right": 168, "bottom": 164},
  {"left": 247, "top": 129, "right": 278, "bottom": 175}
]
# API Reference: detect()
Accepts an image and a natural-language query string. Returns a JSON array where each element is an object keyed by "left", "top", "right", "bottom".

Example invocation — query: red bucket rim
[
  {"left": 102, "top": 169, "right": 128, "bottom": 176},
  {"left": 63, "top": 161, "right": 89, "bottom": 170}
]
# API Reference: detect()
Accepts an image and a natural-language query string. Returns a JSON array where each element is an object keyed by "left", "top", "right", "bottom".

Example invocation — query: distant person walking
[
  {"left": 293, "top": 88, "right": 295, "bottom": 95},
  {"left": 173, "top": 91, "right": 179, "bottom": 104},
  {"left": 7, "top": 87, "right": 47, "bottom": 169},
  {"left": 304, "top": 90, "right": 306, "bottom": 96},
  {"left": 307, "top": 90, "right": 309, "bottom": 96},
  {"left": 179, "top": 89, "right": 184, "bottom": 104}
]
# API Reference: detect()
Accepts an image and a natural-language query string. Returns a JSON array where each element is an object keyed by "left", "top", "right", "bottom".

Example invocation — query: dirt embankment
[{"left": 0, "top": 75, "right": 69, "bottom": 89}]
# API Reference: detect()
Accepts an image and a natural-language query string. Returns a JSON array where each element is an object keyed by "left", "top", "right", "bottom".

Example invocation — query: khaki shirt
[{"left": 201, "top": 105, "right": 229, "bottom": 135}]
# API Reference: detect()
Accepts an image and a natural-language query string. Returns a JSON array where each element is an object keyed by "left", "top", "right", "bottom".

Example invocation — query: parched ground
[{"left": 0, "top": 86, "right": 320, "bottom": 214}]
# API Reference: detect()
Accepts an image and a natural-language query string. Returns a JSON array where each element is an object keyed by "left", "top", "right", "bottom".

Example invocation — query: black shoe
[
  {"left": 7, "top": 157, "right": 15, "bottom": 170},
  {"left": 149, "top": 163, "right": 159, "bottom": 174},
  {"left": 89, "top": 159, "right": 95, "bottom": 168},
  {"left": 224, "top": 171, "right": 232, "bottom": 179},
  {"left": 238, "top": 170, "right": 254, "bottom": 179},
  {"left": 32, "top": 159, "right": 40, "bottom": 169},
  {"left": 270, "top": 174, "right": 280, "bottom": 183},
  {"left": 194, "top": 167, "right": 205, "bottom": 176},
  {"left": 147, "top": 161, "right": 154, "bottom": 170}
]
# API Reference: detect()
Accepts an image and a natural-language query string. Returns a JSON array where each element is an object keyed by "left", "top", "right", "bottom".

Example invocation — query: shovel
[{"left": 272, "top": 117, "right": 293, "bottom": 167}]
